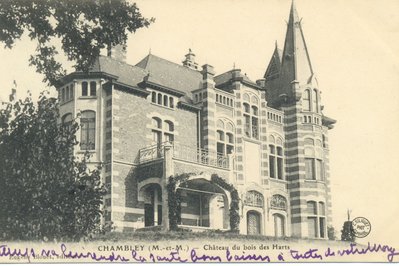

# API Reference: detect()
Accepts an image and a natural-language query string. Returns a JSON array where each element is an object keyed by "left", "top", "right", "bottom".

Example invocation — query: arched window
[
  {"left": 90, "top": 81, "right": 97, "bottom": 96},
  {"left": 270, "top": 194, "right": 287, "bottom": 210},
  {"left": 152, "top": 117, "right": 162, "bottom": 146},
  {"left": 156, "top": 93, "right": 161, "bottom": 105},
  {"left": 62, "top": 113, "right": 73, "bottom": 130},
  {"left": 151, "top": 117, "right": 174, "bottom": 145},
  {"left": 151, "top": 91, "right": 156, "bottom": 103},
  {"left": 82, "top": 82, "right": 88, "bottom": 96},
  {"left": 80, "top": 110, "right": 96, "bottom": 150},
  {"left": 163, "top": 95, "right": 168, "bottom": 107},
  {"left": 307, "top": 201, "right": 326, "bottom": 238},
  {"left": 243, "top": 95, "right": 259, "bottom": 139},
  {"left": 245, "top": 191, "right": 264, "bottom": 207},
  {"left": 164, "top": 120, "right": 174, "bottom": 143},
  {"left": 169, "top": 97, "right": 174, "bottom": 108},
  {"left": 195, "top": 94, "right": 198, "bottom": 102},
  {"left": 312, "top": 89, "right": 318, "bottom": 112},
  {"left": 303, "top": 89, "right": 311, "bottom": 111}
]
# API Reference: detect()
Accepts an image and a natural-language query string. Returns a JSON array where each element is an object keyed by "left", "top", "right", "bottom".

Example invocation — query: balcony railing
[
  {"left": 173, "top": 143, "right": 229, "bottom": 169},
  {"left": 137, "top": 143, "right": 165, "bottom": 163},
  {"left": 137, "top": 142, "right": 230, "bottom": 169}
]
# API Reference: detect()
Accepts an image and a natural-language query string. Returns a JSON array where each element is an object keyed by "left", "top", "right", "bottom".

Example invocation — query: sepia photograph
[{"left": 0, "top": 0, "right": 398, "bottom": 263}]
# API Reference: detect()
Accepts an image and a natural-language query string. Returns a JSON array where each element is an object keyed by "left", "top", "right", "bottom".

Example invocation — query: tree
[
  {"left": 340, "top": 210, "right": 355, "bottom": 242},
  {"left": 0, "top": 92, "right": 107, "bottom": 241},
  {"left": 0, "top": 0, "right": 153, "bottom": 86}
]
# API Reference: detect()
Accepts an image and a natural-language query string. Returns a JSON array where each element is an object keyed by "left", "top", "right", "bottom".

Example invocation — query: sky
[{"left": 1, "top": 0, "right": 398, "bottom": 247}]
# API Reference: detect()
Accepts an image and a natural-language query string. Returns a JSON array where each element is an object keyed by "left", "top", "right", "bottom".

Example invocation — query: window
[
  {"left": 62, "top": 113, "right": 73, "bottom": 131},
  {"left": 316, "top": 159, "right": 324, "bottom": 181},
  {"left": 307, "top": 201, "right": 326, "bottom": 238},
  {"left": 270, "top": 194, "right": 287, "bottom": 210},
  {"left": 245, "top": 191, "right": 264, "bottom": 207},
  {"left": 80, "top": 111, "right": 96, "bottom": 150},
  {"left": 305, "top": 158, "right": 315, "bottom": 180},
  {"left": 269, "top": 144, "right": 284, "bottom": 180},
  {"left": 151, "top": 91, "right": 175, "bottom": 108},
  {"left": 243, "top": 95, "right": 259, "bottom": 139},
  {"left": 61, "top": 88, "right": 65, "bottom": 102},
  {"left": 216, "top": 120, "right": 234, "bottom": 156},
  {"left": 163, "top": 95, "right": 168, "bottom": 106},
  {"left": 69, "top": 85, "right": 74, "bottom": 100},
  {"left": 303, "top": 89, "right": 311, "bottom": 111},
  {"left": 157, "top": 93, "right": 162, "bottom": 105},
  {"left": 90, "top": 81, "right": 97, "bottom": 96},
  {"left": 82, "top": 82, "right": 88, "bottom": 96},
  {"left": 151, "top": 117, "right": 174, "bottom": 145},
  {"left": 306, "top": 158, "right": 324, "bottom": 181},
  {"left": 312, "top": 89, "right": 318, "bottom": 113}
]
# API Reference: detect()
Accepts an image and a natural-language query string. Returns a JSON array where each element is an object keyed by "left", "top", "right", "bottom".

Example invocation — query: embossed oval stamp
[{"left": 351, "top": 217, "right": 371, "bottom": 238}]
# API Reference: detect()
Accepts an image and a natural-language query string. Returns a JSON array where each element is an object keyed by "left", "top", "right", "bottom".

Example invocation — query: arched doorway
[
  {"left": 247, "top": 211, "right": 261, "bottom": 235},
  {"left": 273, "top": 213, "right": 285, "bottom": 237},
  {"left": 178, "top": 178, "right": 229, "bottom": 230}
]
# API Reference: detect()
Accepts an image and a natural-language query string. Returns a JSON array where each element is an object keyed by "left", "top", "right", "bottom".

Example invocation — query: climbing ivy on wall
[
  {"left": 167, "top": 173, "right": 240, "bottom": 232},
  {"left": 166, "top": 173, "right": 193, "bottom": 231},
  {"left": 210, "top": 174, "right": 240, "bottom": 232}
]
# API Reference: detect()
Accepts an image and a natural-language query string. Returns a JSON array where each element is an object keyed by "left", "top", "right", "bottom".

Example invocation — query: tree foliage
[
  {"left": 0, "top": 0, "right": 153, "bottom": 86},
  {"left": 341, "top": 221, "right": 355, "bottom": 242},
  {"left": 0, "top": 93, "right": 107, "bottom": 241}
]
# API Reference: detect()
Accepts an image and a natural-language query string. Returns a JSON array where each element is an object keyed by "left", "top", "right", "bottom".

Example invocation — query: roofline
[
  {"left": 178, "top": 101, "right": 202, "bottom": 111},
  {"left": 139, "top": 79, "right": 186, "bottom": 97},
  {"left": 56, "top": 71, "right": 119, "bottom": 88},
  {"left": 112, "top": 80, "right": 150, "bottom": 97}
]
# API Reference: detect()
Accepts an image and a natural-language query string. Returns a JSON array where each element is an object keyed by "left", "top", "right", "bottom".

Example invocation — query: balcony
[{"left": 137, "top": 142, "right": 230, "bottom": 169}]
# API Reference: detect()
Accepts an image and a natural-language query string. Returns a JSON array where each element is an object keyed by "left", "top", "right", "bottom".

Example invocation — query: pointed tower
[
  {"left": 265, "top": 0, "right": 315, "bottom": 107},
  {"left": 264, "top": 0, "right": 336, "bottom": 238}
]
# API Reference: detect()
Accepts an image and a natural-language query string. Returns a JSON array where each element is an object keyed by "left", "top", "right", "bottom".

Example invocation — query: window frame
[{"left": 80, "top": 110, "right": 96, "bottom": 151}]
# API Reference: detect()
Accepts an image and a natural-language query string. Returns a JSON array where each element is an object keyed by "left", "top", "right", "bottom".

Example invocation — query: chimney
[
  {"left": 107, "top": 43, "right": 127, "bottom": 62},
  {"left": 182, "top": 49, "right": 199, "bottom": 70}
]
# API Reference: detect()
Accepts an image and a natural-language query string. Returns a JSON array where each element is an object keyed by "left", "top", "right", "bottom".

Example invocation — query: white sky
[{"left": 1, "top": 0, "right": 398, "bottom": 247}]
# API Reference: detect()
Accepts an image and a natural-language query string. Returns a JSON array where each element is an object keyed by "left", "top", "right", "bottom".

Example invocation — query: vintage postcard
[{"left": 0, "top": 0, "right": 398, "bottom": 263}]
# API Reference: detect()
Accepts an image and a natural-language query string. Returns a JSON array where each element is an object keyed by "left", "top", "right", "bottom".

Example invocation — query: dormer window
[
  {"left": 81, "top": 81, "right": 97, "bottom": 97},
  {"left": 82, "top": 82, "right": 88, "bottom": 96},
  {"left": 150, "top": 90, "right": 175, "bottom": 109},
  {"left": 90, "top": 81, "right": 97, "bottom": 96}
]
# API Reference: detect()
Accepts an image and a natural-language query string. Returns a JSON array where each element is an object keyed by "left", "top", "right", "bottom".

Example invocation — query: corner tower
[{"left": 264, "top": 0, "right": 336, "bottom": 238}]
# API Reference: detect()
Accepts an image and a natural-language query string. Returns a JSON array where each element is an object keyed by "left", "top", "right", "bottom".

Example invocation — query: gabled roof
[
  {"left": 215, "top": 69, "right": 260, "bottom": 90},
  {"left": 264, "top": 43, "right": 283, "bottom": 80},
  {"left": 135, "top": 54, "right": 202, "bottom": 94}
]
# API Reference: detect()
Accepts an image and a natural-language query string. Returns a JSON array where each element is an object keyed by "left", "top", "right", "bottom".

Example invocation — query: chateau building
[{"left": 57, "top": 1, "right": 336, "bottom": 238}]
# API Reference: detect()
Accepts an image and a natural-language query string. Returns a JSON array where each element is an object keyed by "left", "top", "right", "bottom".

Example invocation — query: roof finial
[
  {"left": 275, "top": 40, "right": 278, "bottom": 48},
  {"left": 149, "top": 47, "right": 152, "bottom": 54},
  {"left": 233, "top": 62, "right": 236, "bottom": 70}
]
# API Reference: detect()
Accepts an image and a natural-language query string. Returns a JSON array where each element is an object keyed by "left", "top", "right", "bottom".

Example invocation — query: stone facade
[{"left": 56, "top": 1, "right": 335, "bottom": 239}]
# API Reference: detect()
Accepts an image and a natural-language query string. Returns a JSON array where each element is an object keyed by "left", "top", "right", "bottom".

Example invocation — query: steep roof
[
  {"left": 264, "top": 43, "right": 283, "bottom": 80},
  {"left": 279, "top": 0, "right": 314, "bottom": 89},
  {"left": 135, "top": 54, "right": 202, "bottom": 94},
  {"left": 91, "top": 55, "right": 149, "bottom": 87}
]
